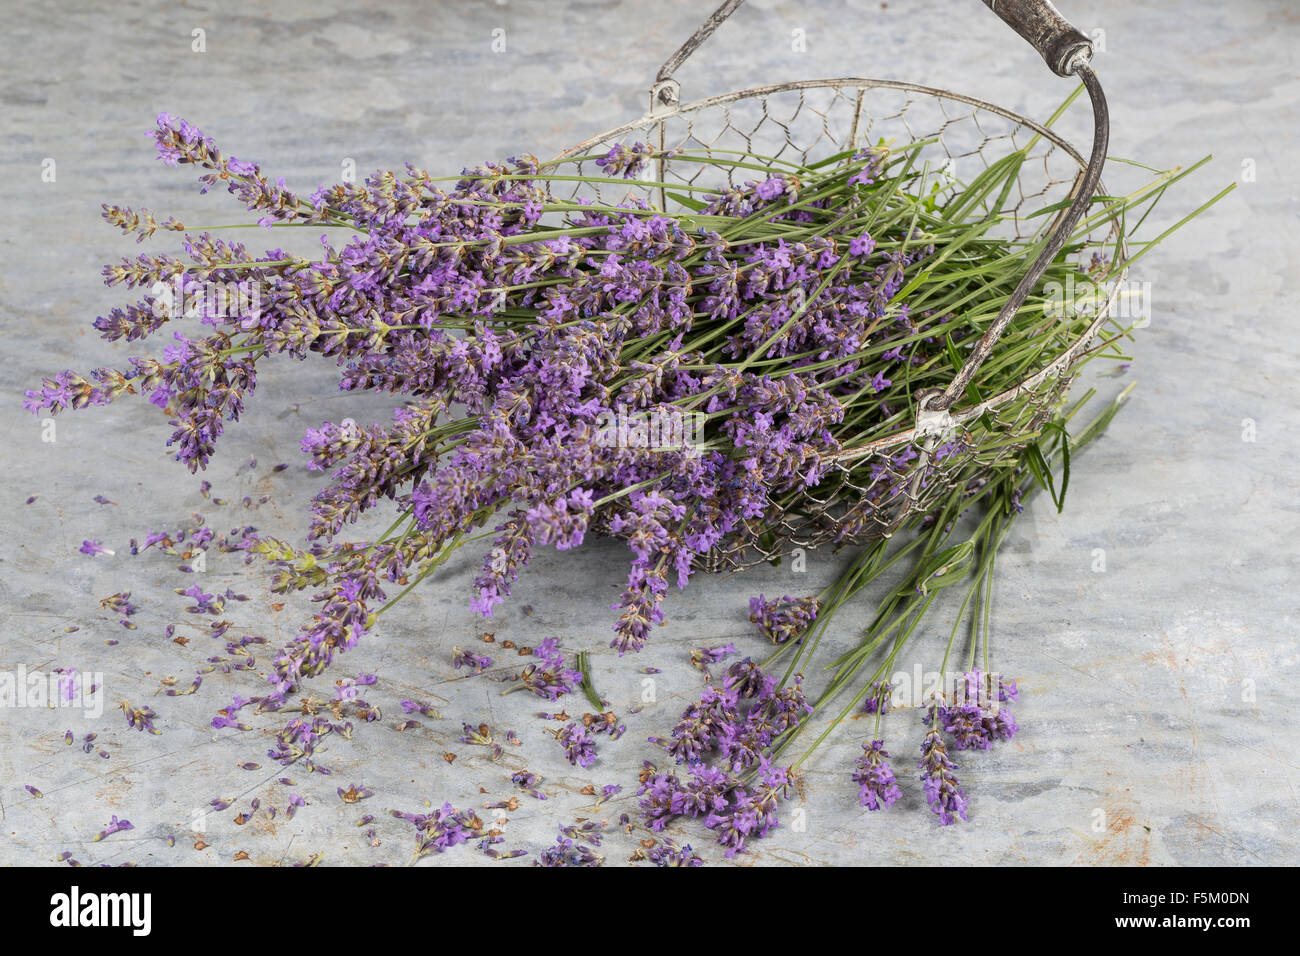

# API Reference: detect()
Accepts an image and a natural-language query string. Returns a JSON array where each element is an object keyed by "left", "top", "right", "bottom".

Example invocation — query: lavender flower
[
  {"left": 937, "top": 670, "right": 1020, "bottom": 750},
  {"left": 92, "top": 815, "right": 134, "bottom": 842},
  {"left": 337, "top": 783, "right": 373, "bottom": 803},
  {"left": 120, "top": 701, "right": 162, "bottom": 735},
  {"left": 513, "top": 637, "right": 582, "bottom": 700},
  {"left": 556, "top": 722, "right": 597, "bottom": 768},
  {"left": 451, "top": 646, "right": 493, "bottom": 673},
  {"left": 852, "top": 740, "right": 902, "bottom": 811},
  {"left": 594, "top": 142, "right": 654, "bottom": 179},
  {"left": 646, "top": 839, "right": 704, "bottom": 867},
  {"left": 392, "top": 803, "right": 485, "bottom": 861},
  {"left": 919, "top": 716, "right": 966, "bottom": 826},
  {"left": 535, "top": 820, "right": 606, "bottom": 866},
  {"left": 748, "top": 594, "right": 820, "bottom": 644},
  {"left": 690, "top": 641, "right": 737, "bottom": 676}
]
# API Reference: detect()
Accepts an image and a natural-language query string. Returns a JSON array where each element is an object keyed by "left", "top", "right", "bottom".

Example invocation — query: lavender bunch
[
  {"left": 28, "top": 109, "right": 1223, "bottom": 841},
  {"left": 28, "top": 114, "right": 1114, "bottom": 708}
]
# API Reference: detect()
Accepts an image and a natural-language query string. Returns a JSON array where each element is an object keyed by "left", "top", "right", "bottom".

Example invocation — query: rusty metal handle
[{"left": 980, "top": 0, "right": 1094, "bottom": 76}]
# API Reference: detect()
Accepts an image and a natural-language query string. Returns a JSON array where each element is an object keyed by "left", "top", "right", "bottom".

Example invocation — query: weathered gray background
[{"left": 1, "top": 0, "right": 1296, "bottom": 866}]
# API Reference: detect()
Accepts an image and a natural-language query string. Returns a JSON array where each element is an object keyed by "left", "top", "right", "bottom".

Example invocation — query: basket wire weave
[{"left": 550, "top": 3, "right": 1127, "bottom": 571}]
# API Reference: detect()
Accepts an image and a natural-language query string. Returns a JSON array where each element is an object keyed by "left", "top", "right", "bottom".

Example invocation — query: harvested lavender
[{"left": 26, "top": 106, "right": 1222, "bottom": 855}]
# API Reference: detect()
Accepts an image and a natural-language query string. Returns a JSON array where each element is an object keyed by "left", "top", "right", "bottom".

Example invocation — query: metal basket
[{"left": 551, "top": 0, "right": 1127, "bottom": 571}]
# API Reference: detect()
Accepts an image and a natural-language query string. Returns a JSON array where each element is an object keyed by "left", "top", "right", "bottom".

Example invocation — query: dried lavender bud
[
  {"left": 451, "top": 646, "right": 493, "bottom": 673},
  {"left": 92, "top": 815, "right": 133, "bottom": 842},
  {"left": 120, "top": 701, "right": 162, "bottom": 734},
  {"left": 690, "top": 642, "right": 737, "bottom": 676},
  {"left": 646, "top": 839, "right": 704, "bottom": 867}
]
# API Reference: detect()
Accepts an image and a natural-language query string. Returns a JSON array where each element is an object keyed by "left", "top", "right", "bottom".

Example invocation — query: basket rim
[{"left": 554, "top": 76, "right": 1092, "bottom": 171}]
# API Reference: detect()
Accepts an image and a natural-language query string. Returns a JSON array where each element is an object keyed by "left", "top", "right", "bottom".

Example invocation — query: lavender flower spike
[
  {"left": 853, "top": 739, "right": 902, "bottom": 811},
  {"left": 918, "top": 714, "right": 967, "bottom": 825}
]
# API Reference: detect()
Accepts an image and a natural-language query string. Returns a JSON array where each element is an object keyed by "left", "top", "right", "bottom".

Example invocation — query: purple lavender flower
[
  {"left": 92, "top": 815, "right": 134, "bottom": 842},
  {"left": 391, "top": 802, "right": 485, "bottom": 861},
  {"left": 748, "top": 594, "right": 819, "bottom": 644},
  {"left": 848, "top": 145, "right": 887, "bottom": 186},
  {"left": 536, "top": 820, "right": 607, "bottom": 867},
  {"left": 753, "top": 176, "right": 787, "bottom": 202},
  {"left": 849, "top": 233, "right": 876, "bottom": 256},
  {"left": 690, "top": 642, "right": 737, "bottom": 675},
  {"left": 511, "top": 769, "right": 547, "bottom": 800},
  {"left": 120, "top": 701, "right": 162, "bottom": 735},
  {"left": 451, "top": 646, "right": 493, "bottom": 673},
  {"left": 660, "top": 684, "right": 739, "bottom": 764},
  {"left": 400, "top": 698, "right": 440, "bottom": 718},
  {"left": 723, "top": 658, "right": 777, "bottom": 700},
  {"left": 514, "top": 637, "right": 582, "bottom": 700},
  {"left": 646, "top": 839, "right": 704, "bottom": 867},
  {"left": 860, "top": 680, "right": 894, "bottom": 714},
  {"left": 557, "top": 721, "right": 597, "bottom": 768},
  {"left": 938, "top": 670, "right": 1020, "bottom": 750},
  {"left": 594, "top": 142, "right": 654, "bottom": 179},
  {"left": 706, "top": 760, "right": 792, "bottom": 857},
  {"left": 337, "top": 783, "right": 373, "bottom": 803},
  {"left": 919, "top": 716, "right": 967, "bottom": 826},
  {"left": 853, "top": 740, "right": 902, "bottom": 810}
]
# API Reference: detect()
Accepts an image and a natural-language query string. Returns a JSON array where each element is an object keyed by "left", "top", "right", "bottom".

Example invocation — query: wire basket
[{"left": 551, "top": 0, "right": 1127, "bottom": 572}]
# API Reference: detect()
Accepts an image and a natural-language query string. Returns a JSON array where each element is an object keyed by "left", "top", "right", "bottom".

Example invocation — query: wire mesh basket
[{"left": 550, "top": 0, "right": 1127, "bottom": 572}]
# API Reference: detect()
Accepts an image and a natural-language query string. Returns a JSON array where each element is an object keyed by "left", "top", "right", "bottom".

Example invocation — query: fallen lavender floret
[
  {"left": 690, "top": 641, "right": 737, "bottom": 676},
  {"left": 391, "top": 803, "right": 485, "bottom": 862},
  {"left": 451, "top": 646, "right": 493, "bottom": 673},
  {"left": 92, "top": 815, "right": 134, "bottom": 842},
  {"left": 556, "top": 721, "right": 597, "bottom": 768},
  {"left": 646, "top": 839, "right": 704, "bottom": 867},
  {"left": 120, "top": 701, "right": 162, "bottom": 734},
  {"left": 535, "top": 820, "right": 606, "bottom": 867},
  {"left": 458, "top": 722, "right": 504, "bottom": 759}
]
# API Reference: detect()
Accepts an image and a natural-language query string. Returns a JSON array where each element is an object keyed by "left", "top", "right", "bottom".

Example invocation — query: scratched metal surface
[{"left": 1, "top": 0, "right": 1296, "bottom": 866}]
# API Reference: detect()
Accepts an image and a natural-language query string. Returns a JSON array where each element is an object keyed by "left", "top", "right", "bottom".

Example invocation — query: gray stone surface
[{"left": 1, "top": 0, "right": 1296, "bottom": 866}]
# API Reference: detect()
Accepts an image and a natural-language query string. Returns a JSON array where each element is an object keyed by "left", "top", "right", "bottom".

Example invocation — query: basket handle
[
  {"left": 929, "top": 3, "right": 1107, "bottom": 416},
  {"left": 980, "top": 0, "right": 1094, "bottom": 76},
  {"left": 654, "top": 0, "right": 1109, "bottom": 422},
  {"left": 652, "top": 0, "right": 744, "bottom": 109},
  {"left": 655, "top": 0, "right": 1093, "bottom": 98}
]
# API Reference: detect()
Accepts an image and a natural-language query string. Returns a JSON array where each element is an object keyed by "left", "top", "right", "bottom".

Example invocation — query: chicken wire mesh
[{"left": 548, "top": 79, "right": 1126, "bottom": 571}]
